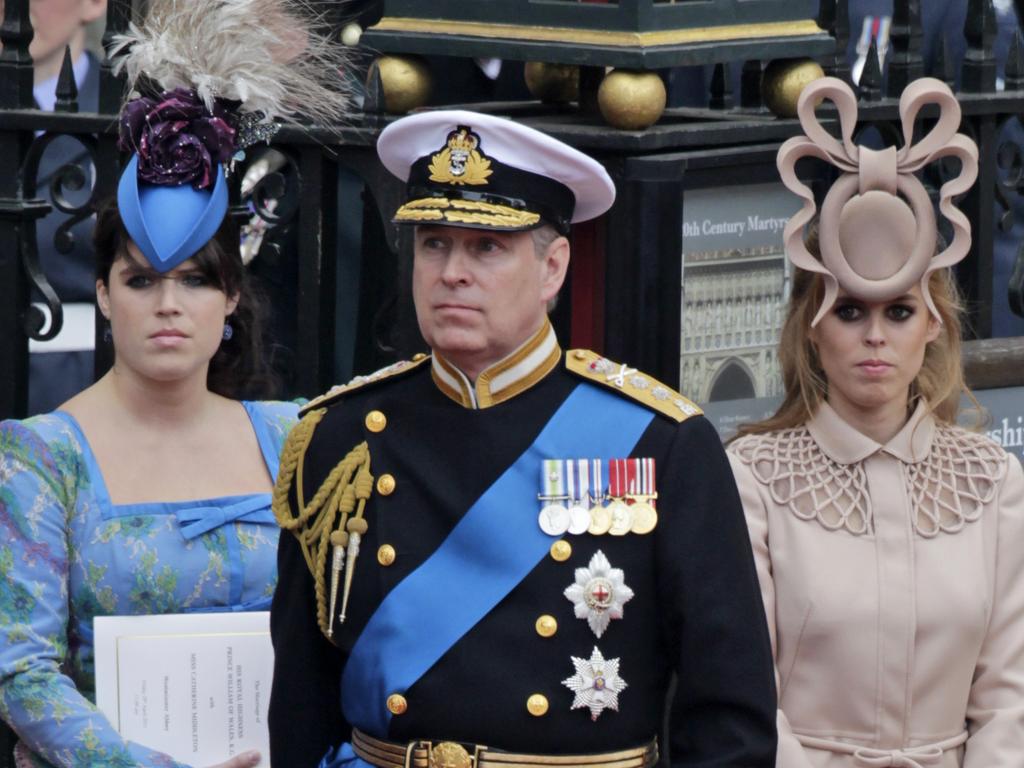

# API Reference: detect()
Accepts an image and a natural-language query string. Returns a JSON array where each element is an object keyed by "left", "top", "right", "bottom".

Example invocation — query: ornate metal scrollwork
[
  {"left": 246, "top": 148, "right": 302, "bottom": 226},
  {"left": 1010, "top": 240, "right": 1024, "bottom": 317},
  {"left": 238, "top": 147, "right": 302, "bottom": 266},
  {"left": 994, "top": 116, "right": 1024, "bottom": 317},
  {"left": 18, "top": 130, "right": 101, "bottom": 340},
  {"left": 994, "top": 134, "right": 1021, "bottom": 233}
]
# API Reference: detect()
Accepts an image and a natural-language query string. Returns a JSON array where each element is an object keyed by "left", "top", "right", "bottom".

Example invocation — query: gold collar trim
[{"left": 431, "top": 319, "right": 561, "bottom": 409}]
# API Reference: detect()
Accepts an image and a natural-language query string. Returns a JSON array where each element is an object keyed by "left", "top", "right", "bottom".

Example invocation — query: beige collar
[
  {"left": 430, "top": 318, "right": 561, "bottom": 409},
  {"left": 808, "top": 399, "right": 935, "bottom": 465}
]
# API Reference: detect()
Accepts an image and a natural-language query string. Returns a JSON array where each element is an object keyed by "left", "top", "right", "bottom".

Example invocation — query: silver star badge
[
  {"left": 562, "top": 647, "right": 627, "bottom": 721},
  {"left": 563, "top": 550, "right": 634, "bottom": 638}
]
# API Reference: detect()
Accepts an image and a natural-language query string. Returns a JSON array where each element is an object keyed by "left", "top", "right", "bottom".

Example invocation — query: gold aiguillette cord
[{"left": 273, "top": 410, "right": 374, "bottom": 639}]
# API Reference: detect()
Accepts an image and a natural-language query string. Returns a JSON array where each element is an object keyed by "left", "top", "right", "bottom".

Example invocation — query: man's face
[
  {"left": 412, "top": 225, "right": 568, "bottom": 379},
  {"left": 0, "top": 0, "right": 107, "bottom": 80}
]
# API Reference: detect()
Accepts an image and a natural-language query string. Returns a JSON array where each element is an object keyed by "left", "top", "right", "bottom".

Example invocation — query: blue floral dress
[{"left": 0, "top": 400, "right": 299, "bottom": 768}]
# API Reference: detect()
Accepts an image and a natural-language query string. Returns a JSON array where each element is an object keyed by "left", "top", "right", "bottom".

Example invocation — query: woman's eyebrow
[{"left": 118, "top": 264, "right": 157, "bottom": 277}]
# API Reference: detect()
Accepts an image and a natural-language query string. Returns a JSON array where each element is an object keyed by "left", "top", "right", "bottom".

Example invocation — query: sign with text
[{"left": 680, "top": 183, "right": 799, "bottom": 402}]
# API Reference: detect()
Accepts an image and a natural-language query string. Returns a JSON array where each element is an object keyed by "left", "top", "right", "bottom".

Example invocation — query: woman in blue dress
[
  {"left": 0, "top": 196, "right": 299, "bottom": 768},
  {"left": 0, "top": 1, "right": 349, "bottom": 763}
]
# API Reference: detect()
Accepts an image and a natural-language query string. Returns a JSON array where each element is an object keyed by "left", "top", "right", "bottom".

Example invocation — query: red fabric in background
[{"left": 569, "top": 216, "right": 605, "bottom": 352}]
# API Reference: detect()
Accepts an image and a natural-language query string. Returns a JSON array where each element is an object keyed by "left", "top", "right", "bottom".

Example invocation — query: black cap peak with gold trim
[{"left": 378, "top": 110, "right": 615, "bottom": 235}]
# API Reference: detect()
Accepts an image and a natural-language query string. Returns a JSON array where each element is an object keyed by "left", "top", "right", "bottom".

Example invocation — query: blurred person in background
[{"left": 0, "top": 0, "right": 109, "bottom": 414}]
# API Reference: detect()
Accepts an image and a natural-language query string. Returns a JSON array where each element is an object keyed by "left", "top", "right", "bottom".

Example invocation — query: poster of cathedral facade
[{"left": 680, "top": 182, "right": 800, "bottom": 403}]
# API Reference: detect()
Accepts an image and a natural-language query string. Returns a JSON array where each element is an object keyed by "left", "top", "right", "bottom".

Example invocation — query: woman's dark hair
[{"left": 93, "top": 199, "right": 278, "bottom": 400}]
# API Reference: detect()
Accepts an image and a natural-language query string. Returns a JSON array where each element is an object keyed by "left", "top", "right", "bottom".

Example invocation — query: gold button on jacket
[
  {"left": 386, "top": 693, "right": 407, "bottom": 715},
  {"left": 550, "top": 540, "right": 572, "bottom": 561},
  {"left": 526, "top": 694, "right": 549, "bottom": 716},
  {"left": 377, "top": 474, "right": 396, "bottom": 495},
  {"left": 377, "top": 544, "right": 396, "bottom": 566},
  {"left": 365, "top": 410, "right": 387, "bottom": 432},
  {"left": 535, "top": 615, "right": 558, "bottom": 638}
]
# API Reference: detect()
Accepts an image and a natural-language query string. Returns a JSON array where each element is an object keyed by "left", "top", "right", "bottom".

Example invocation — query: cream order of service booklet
[{"left": 94, "top": 611, "right": 273, "bottom": 767}]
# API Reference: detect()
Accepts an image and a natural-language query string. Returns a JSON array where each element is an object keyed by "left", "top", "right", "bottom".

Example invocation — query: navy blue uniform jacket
[{"left": 269, "top": 351, "right": 777, "bottom": 768}]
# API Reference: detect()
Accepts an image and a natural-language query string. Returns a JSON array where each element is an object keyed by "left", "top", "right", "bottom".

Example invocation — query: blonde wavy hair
[{"left": 733, "top": 265, "right": 969, "bottom": 439}]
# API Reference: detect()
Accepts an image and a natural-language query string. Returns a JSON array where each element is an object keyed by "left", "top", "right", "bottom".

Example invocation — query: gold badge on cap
[{"left": 429, "top": 126, "right": 493, "bottom": 186}]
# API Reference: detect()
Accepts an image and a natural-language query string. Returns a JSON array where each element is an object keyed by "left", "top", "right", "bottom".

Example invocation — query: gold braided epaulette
[
  {"left": 566, "top": 349, "right": 702, "bottom": 424},
  {"left": 300, "top": 354, "right": 431, "bottom": 415}
]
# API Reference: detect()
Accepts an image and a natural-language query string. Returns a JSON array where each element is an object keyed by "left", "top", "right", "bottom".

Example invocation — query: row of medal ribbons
[{"left": 538, "top": 458, "right": 657, "bottom": 537}]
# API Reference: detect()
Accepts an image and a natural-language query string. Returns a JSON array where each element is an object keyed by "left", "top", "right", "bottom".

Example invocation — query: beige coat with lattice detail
[{"left": 727, "top": 402, "right": 1024, "bottom": 768}]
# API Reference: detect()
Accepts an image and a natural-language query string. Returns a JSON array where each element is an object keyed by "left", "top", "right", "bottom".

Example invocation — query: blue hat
[
  {"left": 116, "top": 153, "right": 229, "bottom": 273},
  {"left": 109, "top": 0, "right": 351, "bottom": 271}
]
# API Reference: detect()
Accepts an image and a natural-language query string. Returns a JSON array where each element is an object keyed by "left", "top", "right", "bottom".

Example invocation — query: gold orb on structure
[
  {"left": 597, "top": 69, "right": 667, "bottom": 131},
  {"left": 371, "top": 55, "right": 432, "bottom": 115},
  {"left": 524, "top": 62, "right": 580, "bottom": 104},
  {"left": 763, "top": 59, "right": 826, "bottom": 118},
  {"left": 340, "top": 23, "right": 363, "bottom": 47}
]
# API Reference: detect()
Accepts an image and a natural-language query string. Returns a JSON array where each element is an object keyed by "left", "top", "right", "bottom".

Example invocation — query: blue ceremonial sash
[{"left": 340, "top": 382, "right": 654, "bottom": 738}]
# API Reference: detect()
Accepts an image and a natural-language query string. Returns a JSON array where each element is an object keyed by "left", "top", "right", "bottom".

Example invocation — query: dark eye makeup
[{"left": 832, "top": 300, "right": 916, "bottom": 322}]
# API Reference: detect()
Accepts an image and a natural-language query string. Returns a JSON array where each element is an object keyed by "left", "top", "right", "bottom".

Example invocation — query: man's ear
[
  {"left": 539, "top": 236, "right": 570, "bottom": 304},
  {"left": 96, "top": 278, "right": 111, "bottom": 319}
]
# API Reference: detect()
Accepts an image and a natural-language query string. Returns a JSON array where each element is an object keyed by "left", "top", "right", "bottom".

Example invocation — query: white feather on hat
[{"left": 110, "top": 0, "right": 350, "bottom": 126}]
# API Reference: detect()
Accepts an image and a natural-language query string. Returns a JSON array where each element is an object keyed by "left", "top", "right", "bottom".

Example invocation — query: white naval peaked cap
[{"left": 377, "top": 109, "right": 616, "bottom": 234}]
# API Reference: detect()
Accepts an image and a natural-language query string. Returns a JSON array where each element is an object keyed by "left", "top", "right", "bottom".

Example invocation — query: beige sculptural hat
[{"left": 777, "top": 76, "right": 978, "bottom": 325}]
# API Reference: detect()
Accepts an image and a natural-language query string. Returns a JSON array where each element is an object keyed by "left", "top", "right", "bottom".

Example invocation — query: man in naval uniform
[{"left": 269, "top": 111, "right": 777, "bottom": 768}]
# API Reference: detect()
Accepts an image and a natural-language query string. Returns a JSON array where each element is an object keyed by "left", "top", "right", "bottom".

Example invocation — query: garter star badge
[
  {"left": 562, "top": 647, "right": 627, "bottom": 721},
  {"left": 428, "top": 126, "right": 493, "bottom": 186},
  {"left": 564, "top": 550, "right": 634, "bottom": 638}
]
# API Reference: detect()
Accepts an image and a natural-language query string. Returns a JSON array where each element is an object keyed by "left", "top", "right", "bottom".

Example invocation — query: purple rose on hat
[{"left": 119, "top": 88, "right": 236, "bottom": 189}]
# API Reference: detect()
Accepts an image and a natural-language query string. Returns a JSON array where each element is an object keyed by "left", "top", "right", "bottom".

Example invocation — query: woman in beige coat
[{"left": 727, "top": 76, "right": 1024, "bottom": 767}]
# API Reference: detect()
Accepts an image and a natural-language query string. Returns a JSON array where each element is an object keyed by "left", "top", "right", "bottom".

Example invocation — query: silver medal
[
  {"left": 539, "top": 503, "right": 571, "bottom": 536},
  {"left": 567, "top": 504, "right": 592, "bottom": 535},
  {"left": 564, "top": 459, "right": 593, "bottom": 535}
]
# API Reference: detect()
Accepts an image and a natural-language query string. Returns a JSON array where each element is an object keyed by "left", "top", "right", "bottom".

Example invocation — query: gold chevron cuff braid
[{"left": 351, "top": 729, "right": 659, "bottom": 768}]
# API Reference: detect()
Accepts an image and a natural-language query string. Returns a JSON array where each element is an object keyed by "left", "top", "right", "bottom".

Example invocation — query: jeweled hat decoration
[
  {"left": 777, "top": 77, "right": 978, "bottom": 325},
  {"left": 377, "top": 110, "right": 616, "bottom": 235},
  {"left": 110, "top": 0, "right": 351, "bottom": 273}
]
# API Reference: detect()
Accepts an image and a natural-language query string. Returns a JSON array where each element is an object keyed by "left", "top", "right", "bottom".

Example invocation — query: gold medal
[
  {"left": 607, "top": 500, "right": 632, "bottom": 536},
  {"left": 588, "top": 504, "right": 612, "bottom": 535},
  {"left": 630, "top": 501, "right": 658, "bottom": 534}
]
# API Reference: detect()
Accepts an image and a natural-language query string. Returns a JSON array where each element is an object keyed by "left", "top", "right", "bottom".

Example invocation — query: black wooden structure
[
  {"left": 361, "top": 0, "right": 833, "bottom": 68},
  {"left": 3, "top": 0, "right": 1024, "bottom": 424},
  {"left": 3, "top": 0, "right": 1024, "bottom": 425}
]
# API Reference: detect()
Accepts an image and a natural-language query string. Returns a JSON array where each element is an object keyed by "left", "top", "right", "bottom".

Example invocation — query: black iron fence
[{"left": 2, "top": 0, "right": 1023, "bottom": 423}]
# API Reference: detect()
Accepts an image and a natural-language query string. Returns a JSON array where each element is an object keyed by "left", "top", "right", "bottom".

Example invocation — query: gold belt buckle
[{"left": 409, "top": 740, "right": 484, "bottom": 768}]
